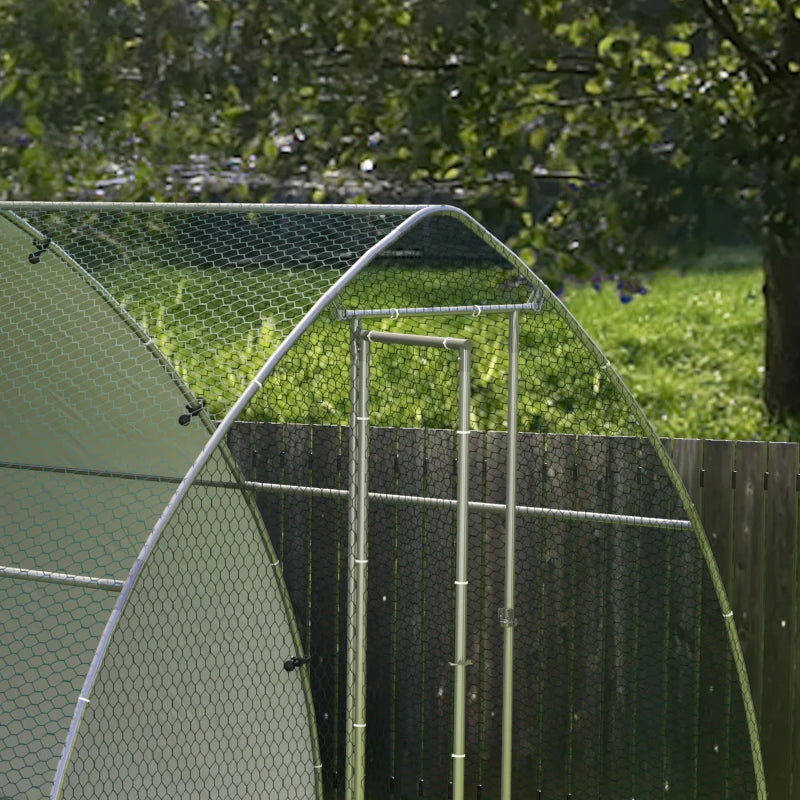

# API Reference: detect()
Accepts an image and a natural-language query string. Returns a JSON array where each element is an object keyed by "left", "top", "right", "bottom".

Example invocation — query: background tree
[{"left": 0, "top": 0, "right": 797, "bottom": 420}]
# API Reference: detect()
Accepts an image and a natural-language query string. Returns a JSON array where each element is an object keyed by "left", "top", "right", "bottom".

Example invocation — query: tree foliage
[{"left": 1, "top": 0, "right": 799, "bottom": 416}]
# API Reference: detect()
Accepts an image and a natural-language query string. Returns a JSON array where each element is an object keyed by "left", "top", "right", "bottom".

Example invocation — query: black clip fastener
[
  {"left": 29, "top": 235, "right": 52, "bottom": 264},
  {"left": 283, "top": 655, "right": 312, "bottom": 672},
  {"left": 178, "top": 398, "right": 206, "bottom": 426}
]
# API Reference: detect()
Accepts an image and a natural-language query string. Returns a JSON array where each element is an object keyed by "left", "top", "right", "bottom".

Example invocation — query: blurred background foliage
[{"left": 1, "top": 0, "right": 799, "bottom": 432}]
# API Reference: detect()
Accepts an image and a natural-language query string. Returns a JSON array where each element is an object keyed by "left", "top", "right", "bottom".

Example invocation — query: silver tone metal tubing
[
  {"left": 0, "top": 201, "right": 427, "bottom": 215},
  {"left": 241, "top": 480, "right": 693, "bottom": 530},
  {"left": 340, "top": 300, "right": 544, "bottom": 320},
  {"left": 464, "top": 501, "right": 692, "bottom": 529},
  {"left": 345, "top": 319, "right": 359, "bottom": 800},
  {"left": 0, "top": 458, "right": 693, "bottom": 531},
  {"left": 0, "top": 565, "right": 123, "bottom": 592},
  {"left": 358, "top": 329, "right": 471, "bottom": 351},
  {"left": 500, "top": 311, "right": 519, "bottom": 800},
  {"left": 346, "top": 320, "right": 370, "bottom": 800},
  {"left": 452, "top": 344, "right": 471, "bottom": 800},
  {"left": 353, "top": 333, "right": 370, "bottom": 800},
  {"left": 0, "top": 460, "right": 184, "bottom": 484}
]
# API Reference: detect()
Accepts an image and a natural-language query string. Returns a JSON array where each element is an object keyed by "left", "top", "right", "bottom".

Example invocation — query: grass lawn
[
  {"left": 560, "top": 247, "right": 799, "bottom": 442},
  {"left": 98, "top": 237, "right": 797, "bottom": 442}
]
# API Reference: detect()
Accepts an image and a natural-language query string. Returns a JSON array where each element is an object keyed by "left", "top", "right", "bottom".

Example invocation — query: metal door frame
[{"left": 345, "top": 322, "right": 473, "bottom": 800}]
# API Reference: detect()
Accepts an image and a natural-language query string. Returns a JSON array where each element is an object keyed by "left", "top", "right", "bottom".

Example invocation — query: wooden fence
[
  {"left": 229, "top": 424, "right": 799, "bottom": 799},
  {"left": 668, "top": 438, "right": 800, "bottom": 800}
]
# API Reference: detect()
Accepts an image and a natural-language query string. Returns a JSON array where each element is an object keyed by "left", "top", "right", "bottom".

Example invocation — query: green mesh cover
[{"left": 0, "top": 203, "right": 764, "bottom": 800}]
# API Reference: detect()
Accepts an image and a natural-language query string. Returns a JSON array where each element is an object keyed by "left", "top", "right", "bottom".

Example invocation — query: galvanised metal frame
[
  {"left": 337, "top": 299, "right": 544, "bottom": 320},
  {"left": 346, "top": 318, "right": 370, "bottom": 800},
  {"left": 0, "top": 201, "right": 766, "bottom": 800},
  {"left": 500, "top": 311, "right": 519, "bottom": 800},
  {"left": 0, "top": 566, "right": 123, "bottom": 591},
  {"left": 0, "top": 460, "right": 696, "bottom": 530},
  {"left": 0, "top": 459, "right": 695, "bottom": 527},
  {"left": 346, "top": 327, "right": 473, "bottom": 800}
]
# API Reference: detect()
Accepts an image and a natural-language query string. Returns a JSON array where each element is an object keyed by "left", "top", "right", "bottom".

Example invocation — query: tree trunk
[
  {"left": 763, "top": 236, "right": 800, "bottom": 419},
  {"left": 758, "top": 12, "right": 800, "bottom": 422}
]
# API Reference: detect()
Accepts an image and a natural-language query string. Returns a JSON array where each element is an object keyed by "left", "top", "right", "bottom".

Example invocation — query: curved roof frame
[{"left": 0, "top": 201, "right": 763, "bottom": 800}]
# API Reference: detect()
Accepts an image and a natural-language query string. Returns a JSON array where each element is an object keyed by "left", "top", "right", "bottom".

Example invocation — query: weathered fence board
[
  {"left": 229, "top": 424, "right": 800, "bottom": 800},
  {"left": 571, "top": 435, "right": 608, "bottom": 799},
  {"left": 310, "top": 425, "right": 345, "bottom": 796},
  {"left": 732, "top": 440, "right": 766, "bottom": 728},
  {"left": 393, "top": 427, "right": 425, "bottom": 798},
  {"left": 365, "top": 426, "right": 397, "bottom": 798},
  {"left": 703, "top": 440, "right": 735, "bottom": 589},
  {"left": 634, "top": 439, "right": 670, "bottom": 796},
  {"left": 465, "top": 431, "right": 489, "bottom": 794},
  {"left": 512, "top": 432, "right": 546, "bottom": 793},
  {"left": 422, "top": 428, "right": 456, "bottom": 798},
  {"left": 539, "top": 433, "right": 574, "bottom": 798},
  {"left": 762, "top": 441, "right": 799, "bottom": 800}
]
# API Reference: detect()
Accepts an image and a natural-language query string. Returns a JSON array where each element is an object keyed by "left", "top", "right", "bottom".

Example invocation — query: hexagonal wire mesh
[{"left": 0, "top": 203, "right": 764, "bottom": 800}]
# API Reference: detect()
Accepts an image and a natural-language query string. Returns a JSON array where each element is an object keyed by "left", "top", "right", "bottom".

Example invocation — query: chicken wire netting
[{"left": 0, "top": 203, "right": 763, "bottom": 800}]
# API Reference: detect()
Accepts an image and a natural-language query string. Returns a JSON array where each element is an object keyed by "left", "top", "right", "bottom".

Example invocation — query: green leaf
[
  {"left": 664, "top": 40, "right": 691, "bottom": 59},
  {"left": 584, "top": 77, "right": 605, "bottom": 95},
  {"left": 598, "top": 34, "right": 630, "bottom": 60}
]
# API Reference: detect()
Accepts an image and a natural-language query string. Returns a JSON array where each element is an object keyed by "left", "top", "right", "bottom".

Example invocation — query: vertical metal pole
[
  {"left": 452, "top": 342, "right": 472, "bottom": 800},
  {"left": 500, "top": 311, "right": 520, "bottom": 800},
  {"left": 346, "top": 320, "right": 369, "bottom": 800},
  {"left": 354, "top": 334, "right": 370, "bottom": 800}
]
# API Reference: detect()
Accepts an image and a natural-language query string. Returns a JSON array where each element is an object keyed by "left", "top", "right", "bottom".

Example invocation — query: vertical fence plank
[
  {"left": 599, "top": 436, "right": 641, "bottom": 798},
  {"left": 667, "top": 438, "right": 704, "bottom": 799},
  {"left": 512, "top": 432, "right": 546, "bottom": 794},
  {"left": 697, "top": 439, "right": 736, "bottom": 799},
  {"left": 365, "top": 426, "right": 398, "bottom": 799},
  {"left": 479, "top": 431, "right": 507, "bottom": 798},
  {"left": 537, "top": 433, "right": 574, "bottom": 799},
  {"left": 703, "top": 440, "right": 735, "bottom": 594},
  {"left": 794, "top": 458, "right": 800, "bottom": 800},
  {"left": 465, "top": 431, "right": 489, "bottom": 796},
  {"left": 282, "top": 424, "right": 313, "bottom": 647},
  {"left": 337, "top": 425, "right": 353, "bottom": 792},
  {"left": 393, "top": 427, "right": 426, "bottom": 799},
  {"left": 761, "top": 442, "right": 799, "bottom": 800},
  {"left": 249, "top": 422, "right": 285, "bottom": 560},
  {"left": 671, "top": 438, "right": 704, "bottom": 511},
  {"left": 422, "top": 428, "right": 456, "bottom": 799},
  {"left": 310, "top": 425, "right": 345, "bottom": 798},
  {"left": 794, "top": 459, "right": 800, "bottom": 800},
  {"left": 632, "top": 438, "right": 672, "bottom": 797},
  {"left": 225, "top": 421, "right": 255, "bottom": 481},
  {"left": 569, "top": 435, "right": 609, "bottom": 798},
  {"left": 732, "top": 441, "right": 766, "bottom": 729}
]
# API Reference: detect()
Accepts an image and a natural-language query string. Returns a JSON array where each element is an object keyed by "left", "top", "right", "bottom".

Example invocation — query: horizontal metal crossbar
[
  {"left": 240, "top": 479, "right": 692, "bottom": 531},
  {"left": 0, "top": 565, "right": 124, "bottom": 591},
  {"left": 0, "top": 201, "right": 427, "bottom": 214},
  {"left": 357, "top": 330, "right": 471, "bottom": 350},
  {"left": 0, "top": 460, "right": 183, "bottom": 484},
  {"left": 1, "top": 461, "right": 692, "bottom": 530},
  {"left": 339, "top": 300, "right": 544, "bottom": 320}
]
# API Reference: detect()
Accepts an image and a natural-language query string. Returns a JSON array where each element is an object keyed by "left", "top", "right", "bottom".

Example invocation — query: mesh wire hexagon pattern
[{"left": 0, "top": 203, "right": 764, "bottom": 800}]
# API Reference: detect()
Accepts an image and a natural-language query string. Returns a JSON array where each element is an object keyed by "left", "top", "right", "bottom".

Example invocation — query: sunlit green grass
[
  {"left": 561, "top": 247, "right": 799, "bottom": 442},
  {"left": 99, "top": 243, "right": 798, "bottom": 441}
]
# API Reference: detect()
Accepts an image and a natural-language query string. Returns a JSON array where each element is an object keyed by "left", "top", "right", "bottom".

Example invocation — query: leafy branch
[{"left": 700, "top": 0, "right": 777, "bottom": 85}]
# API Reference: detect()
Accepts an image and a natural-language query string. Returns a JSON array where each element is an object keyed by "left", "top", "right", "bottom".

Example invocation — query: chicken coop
[{"left": 0, "top": 202, "right": 765, "bottom": 800}]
